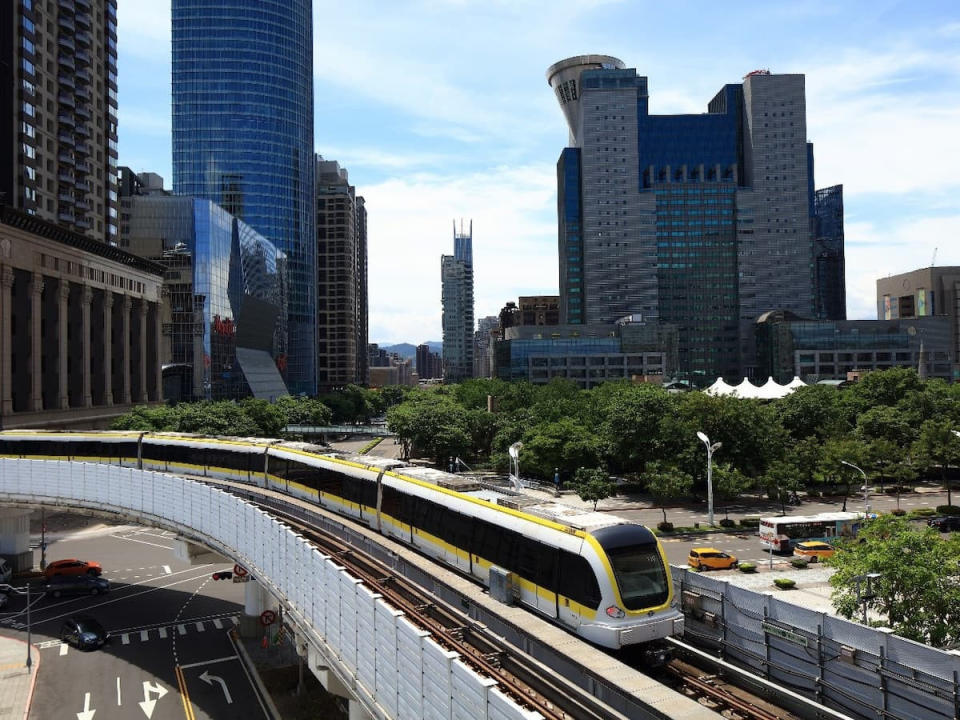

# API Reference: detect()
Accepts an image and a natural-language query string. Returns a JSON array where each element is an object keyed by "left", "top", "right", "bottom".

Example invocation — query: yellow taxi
[
  {"left": 793, "top": 541, "right": 835, "bottom": 562},
  {"left": 688, "top": 547, "right": 738, "bottom": 571}
]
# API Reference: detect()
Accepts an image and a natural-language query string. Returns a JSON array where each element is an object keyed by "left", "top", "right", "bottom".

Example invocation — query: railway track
[{"left": 264, "top": 501, "right": 624, "bottom": 720}]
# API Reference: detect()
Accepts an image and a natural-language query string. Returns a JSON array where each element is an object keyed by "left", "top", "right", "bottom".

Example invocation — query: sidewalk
[{"left": 0, "top": 635, "right": 38, "bottom": 720}]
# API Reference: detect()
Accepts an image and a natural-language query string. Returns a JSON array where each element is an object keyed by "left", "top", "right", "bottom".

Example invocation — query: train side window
[
  {"left": 267, "top": 457, "right": 288, "bottom": 480},
  {"left": 381, "top": 486, "right": 402, "bottom": 521},
  {"left": 559, "top": 551, "right": 601, "bottom": 609},
  {"left": 316, "top": 468, "right": 341, "bottom": 495}
]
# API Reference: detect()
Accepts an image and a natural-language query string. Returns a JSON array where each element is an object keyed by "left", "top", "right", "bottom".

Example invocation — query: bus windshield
[{"left": 606, "top": 544, "right": 669, "bottom": 610}]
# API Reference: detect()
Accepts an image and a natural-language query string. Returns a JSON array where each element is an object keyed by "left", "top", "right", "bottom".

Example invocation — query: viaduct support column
[
  {"left": 0, "top": 509, "right": 33, "bottom": 572},
  {"left": 1, "top": 268, "right": 13, "bottom": 416},
  {"left": 29, "top": 273, "right": 44, "bottom": 411}
]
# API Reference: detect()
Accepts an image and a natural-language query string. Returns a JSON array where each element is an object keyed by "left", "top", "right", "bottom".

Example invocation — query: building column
[
  {"left": 81, "top": 286, "right": 93, "bottom": 407},
  {"left": 121, "top": 296, "right": 132, "bottom": 405},
  {"left": 103, "top": 292, "right": 114, "bottom": 406},
  {"left": 153, "top": 302, "right": 163, "bottom": 402},
  {"left": 0, "top": 267, "right": 13, "bottom": 416},
  {"left": 29, "top": 273, "right": 44, "bottom": 411},
  {"left": 139, "top": 301, "right": 149, "bottom": 403},
  {"left": 58, "top": 282, "right": 70, "bottom": 409}
]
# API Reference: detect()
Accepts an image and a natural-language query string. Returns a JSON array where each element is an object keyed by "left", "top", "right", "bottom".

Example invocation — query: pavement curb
[{"left": 229, "top": 627, "right": 282, "bottom": 720}]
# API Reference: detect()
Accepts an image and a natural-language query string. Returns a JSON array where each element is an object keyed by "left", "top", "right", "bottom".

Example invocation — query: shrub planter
[
  {"left": 719, "top": 518, "right": 736, "bottom": 528},
  {"left": 774, "top": 578, "right": 796, "bottom": 590},
  {"left": 739, "top": 517, "right": 760, "bottom": 529},
  {"left": 657, "top": 521, "right": 674, "bottom": 532},
  {"left": 738, "top": 563, "right": 756, "bottom": 573},
  {"left": 891, "top": 508, "right": 906, "bottom": 516},
  {"left": 790, "top": 556, "right": 810, "bottom": 569},
  {"left": 936, "top": 505, "right": 960, "bottom": 515}
]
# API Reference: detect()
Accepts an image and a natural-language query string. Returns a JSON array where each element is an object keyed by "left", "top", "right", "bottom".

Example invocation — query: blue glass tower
[{"left": 172, "top": 0, "right": 316, "bottom": 394}]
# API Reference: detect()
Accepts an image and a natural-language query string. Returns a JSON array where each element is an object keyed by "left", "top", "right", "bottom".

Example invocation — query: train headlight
[{"left": 605, "top": 606, "right": 625, "bottom": 619}]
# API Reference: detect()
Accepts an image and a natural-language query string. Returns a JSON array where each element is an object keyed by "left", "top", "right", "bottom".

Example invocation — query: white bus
[{"left": 759, "top": 512, "right": 864, "bottom": 553}]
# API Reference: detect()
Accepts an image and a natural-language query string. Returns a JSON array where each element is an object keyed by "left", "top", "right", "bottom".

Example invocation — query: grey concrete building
[
  {"left": 315, "top": 156, "right": 368, "bottom": 390},
  {"left": 441, "top": 220, "right": 474, "bottom": 382},
  {"left": 1, "top": 0, "right": 120, "bottom": 243},
  {"left": 877, "top": 267, "right": 960, "bottom": 380},
  {"left": 548, "top": 57, "right": 836, "bottom": 383},
  {"left": 473, "top": 315, "right": 499, "bottom": 379}
]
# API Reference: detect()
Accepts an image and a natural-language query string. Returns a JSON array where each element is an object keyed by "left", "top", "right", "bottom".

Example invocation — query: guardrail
[{"left": 0, "top": 459, "right": 542, "bottom": 720}]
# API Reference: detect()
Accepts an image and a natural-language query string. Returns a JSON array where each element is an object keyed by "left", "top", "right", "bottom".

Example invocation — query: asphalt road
[{"left": 0, "top": 520, "right": 270, "bottom": 720}]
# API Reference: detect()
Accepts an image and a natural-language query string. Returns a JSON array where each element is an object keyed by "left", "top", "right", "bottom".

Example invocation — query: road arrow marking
[
  {"left": 77, "top": 692, "right": 96, "bottom": 720},
  {"left": 198, "top": 670, "right": 233, "bottom": 704},
  {"left": 137, "top": 680, "right": 168, "bottom": 718}
]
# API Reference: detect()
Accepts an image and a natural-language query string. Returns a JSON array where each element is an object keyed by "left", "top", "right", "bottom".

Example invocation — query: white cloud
[
  {"left": 117, "top": 1, "right": 171, "bottom": 57},
  {"left": 363, "top": 164, "right": 557, "bottom": 343}
]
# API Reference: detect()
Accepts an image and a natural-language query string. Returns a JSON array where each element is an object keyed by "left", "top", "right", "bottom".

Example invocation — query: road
[{"left": 0, "top": 521, "right": 270, "bottom": 720}]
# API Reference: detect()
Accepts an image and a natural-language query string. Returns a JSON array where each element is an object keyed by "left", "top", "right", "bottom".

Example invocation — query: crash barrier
[
  {"left": 672, "top": 566, "right": 960, "bottom": 720},
  {"left": 0, "top": 459, "right": 540, "bottom": 720}
]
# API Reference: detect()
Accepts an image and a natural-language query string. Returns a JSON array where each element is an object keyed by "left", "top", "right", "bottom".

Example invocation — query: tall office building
[
  {"left": 814, "top": 185, "right": 845, "bottom": 320},
  {"left": 1, "top": 0, "right": 120, "bottom": 242},
  {"left": 315, "top": 156, "right": 368, "bottom": 390},
  {"left": 441, "top": 220, "right": 475, "bottom": 382},
  {"left": 172, "top": 1, "right": 316, "bottom": 394},
  {"left": 548, "top": 56, "right": 841, "bottom": 381},
  {"left": 474, "top": 315, "right": 499, "bottom": 379}
]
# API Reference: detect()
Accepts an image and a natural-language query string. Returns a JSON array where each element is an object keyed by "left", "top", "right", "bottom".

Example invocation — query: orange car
[
  {"left": 793, "top": 541, "right": 835, "bottom": 562},
  {"left": 43, "top": 559, "right": 103, "bottom": 579},
  {"left": 688, "top": 547, "right": 738, "bottom": 570}
]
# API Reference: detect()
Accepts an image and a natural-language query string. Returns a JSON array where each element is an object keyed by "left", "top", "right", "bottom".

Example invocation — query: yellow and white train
[{"left": 0, "top": 430, "right": 683, "bottom": 652}]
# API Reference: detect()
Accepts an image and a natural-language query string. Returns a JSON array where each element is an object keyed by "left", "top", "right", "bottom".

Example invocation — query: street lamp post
[
  {"left": 852, "top": 572, "right": 881, "bottom": 624},
  {"left": 840, "top": 460, "right": 869, "bottom": 515},
  {"left": 508, "top": 442, "right": 523, "bottom": 492},
  {"left": 696, "top": 431, "right": 722, "bottom": 527}
]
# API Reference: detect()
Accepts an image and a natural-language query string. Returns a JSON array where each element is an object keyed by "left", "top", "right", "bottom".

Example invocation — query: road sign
[
  {"left": 260, "top": 610, "right": 276, "bottom": 626},
  {"left": 233, "top": 564, "right": 248, "bottom": 577}
]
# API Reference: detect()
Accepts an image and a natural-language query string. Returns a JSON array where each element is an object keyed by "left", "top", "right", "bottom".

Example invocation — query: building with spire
[{"left": 441, "top": 220, "right": 475, "bottom": 382}]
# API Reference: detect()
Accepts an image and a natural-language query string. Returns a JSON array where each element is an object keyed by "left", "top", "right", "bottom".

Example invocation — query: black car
[
  {"left": 928, "top": 515, "right": 960, "bottom": 532},
  {"left": 45, "top": 575, "right": 110, "bottom": 598},
  {"left": 60, "top": 615, "right": 109, "bottom": 651}
]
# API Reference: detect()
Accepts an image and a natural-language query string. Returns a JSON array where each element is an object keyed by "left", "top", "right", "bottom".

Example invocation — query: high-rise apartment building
[
  {"left": 814, "top": 185, "right": 845, "bottom": 320},
  {"left": 315, "top": 157, "right": 369, "bottom": 390},
  {"left": 415, "top": 344, "right": 442, "bottom": 380},
  {"left": 548, "top": 56, "right": 842, "bottom": 382},
  {"left": 441, "top": 220, "right": 474, "bottom": 382},
  {"left": 172, "top": 1, "right": 316, "bottom": 394},
  {"left": 474, "top": 315, "right": 499, "bottom": 379},
  {"left": 1, "top": 0, "right": 120, "bottom": 242}
]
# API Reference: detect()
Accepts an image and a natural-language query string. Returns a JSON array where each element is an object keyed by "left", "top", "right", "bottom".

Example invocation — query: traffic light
[{"left": 211, "top": 571, "right": 233, "bottom": 581}]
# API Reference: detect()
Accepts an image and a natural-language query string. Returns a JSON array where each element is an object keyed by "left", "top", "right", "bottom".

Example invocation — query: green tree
[
  {"left": 110, "top": 405, "right": 179, "bottom": 431},
  {"left": 645, "top": 462, "right": 694, "bottom": 526},
  {"left": 911, "top": 419, "right": 960, "bottom": 508},
  {"left": 828, "top": 515, "right": 960, "bottom": 646},
  {"left": 572, "top": 467, "right": 617, "bottom": 511},
  {"left": 274, "top": 395, "right": 333, "bottom": 427},
  {"left": 521, "top": 418, "right": 605, "bottom": 480},
  {"left": 385, "top": 393, "right": 473, "bottom": 465},
  {"left": 844, "top": 367, "right": 924, "bottom": 412},
  {"left": 712, "top": 463, "right": 751, "bottom": 519},
  {"left": 318, "top": 384, "right": 375, "bottom": 424},
  {"left": 819, "top": 437, "right": 869, "bottom": 511},
  {"left": 237, "top": 398, "right": 286, "bottom": 437},
  {"left": 596, "top": 383, "right": 672, "bottom": 475},
  {"left": 776, "top": 384, "right": 846, "bottom": 441},
  {"left": 761, "top": 459, "right": 803, "bottom": 515}
]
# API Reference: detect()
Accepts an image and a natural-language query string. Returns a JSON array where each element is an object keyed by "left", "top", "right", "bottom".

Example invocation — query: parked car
[
  {"left": 793, "top": 541, "right": 835, "bottom": 562},
  {"left": 688, "top": 547, "right": 738, "bottom": 570},
  {"left": 43, "top": 559, "right": 102, "bottom": 579},
  {"left": 60, "top": 615, "right": 109, "bottom": 651},
  {"left": 45, "top": 575, "right": 110, "bottom": 599},
  {"left": 928, "top": 516, "right": 960, "bottom": 532}
]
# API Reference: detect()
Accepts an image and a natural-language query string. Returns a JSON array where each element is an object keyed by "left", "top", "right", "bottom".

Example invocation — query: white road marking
[
  {"left": 110, "top": 533, "right": 173, "bottom": 550},
  {"left": 178, "top": 624, "right": 186, "bottom": 635},
  {"left": 59, "top": 643, "right": 68, "bottom": 656},
  {"left": 158, "top": 627, "right": 167, "bottom": 639},
  {"left": 213, "top": 618, "right": 223, "bottom": 629},
  {"left": 195, "top": 622, "right": 205, "bottom": 632},
  {"left": 140, "top": 630, "right": 149, "bottom": 641},
  {"left": 117, "top": 676, "right": 122, "bottom": 706},
  {"left": 179, "top": 655, "right": 239, "bottom": 670},
  {"left": 162, "top": 565, "right": 172, "bottom": 575},
  {"left": 121, "top": 633, "right": 130, "bottom": 645}
]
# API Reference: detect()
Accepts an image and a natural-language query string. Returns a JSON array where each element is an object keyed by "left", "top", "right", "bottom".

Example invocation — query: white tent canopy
[{"left": 704, "top": 376, "right": 805, "bottom": 399}]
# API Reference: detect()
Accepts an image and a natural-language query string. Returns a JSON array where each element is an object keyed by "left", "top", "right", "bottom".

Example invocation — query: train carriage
[{"left": 0, "top": 430, "right": 683, "bottom": 651}]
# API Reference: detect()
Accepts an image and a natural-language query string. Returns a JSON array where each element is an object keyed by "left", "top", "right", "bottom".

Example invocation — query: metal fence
[
  {"left": 672, "top": 567, "right": 960, "bottom": 720},
  {"left": 0, "top": 459, "right": 539, "bottom": 720}
]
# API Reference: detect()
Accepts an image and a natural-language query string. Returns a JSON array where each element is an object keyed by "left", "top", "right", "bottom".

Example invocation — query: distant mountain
[{"left": 377, "top": 341, "right": 442, "bottom": 360}]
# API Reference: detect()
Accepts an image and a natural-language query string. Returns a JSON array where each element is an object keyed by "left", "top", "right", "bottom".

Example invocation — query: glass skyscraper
[{"left": 172, "top": 0, "right": 316, "bottom": 394}]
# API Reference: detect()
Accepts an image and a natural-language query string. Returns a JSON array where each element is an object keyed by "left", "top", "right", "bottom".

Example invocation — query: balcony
[
  {"left": 76, "top": 68, "right": 91, "bottom": 83},
  {"left": 58, "top": 152, "right": 75, "bottom": 166},
  {"left": 57, "top": 35, "right": 75, "bottom": 52},
  {"left": 57, "top": 93, "right": 75, "bottom": 108},
  {"left": 57, "top": 53, "right": 75, "bottom": 71},
  {"left": 76, "top": 30, "right": 92, "bottom": 47},
  {"left": 75, "top": 85, "right": 90, "bottom": 100},
  {"left": 75, "top": 0, "right": 91, "bottom": 10},
  {"left": 75, "top": 216, "right": 91, "bottom": 230},
  {"left": 75, "top": 11, "right": 92, "bottom": 29},
  {"left": 74, "top": 142, "right": 90, "bottom": 156},
  {"left": 75, "top": 180, "right": 90, "bottom": 193},
  {"left": 58, "top": 211, "right": 76, "bottom": 224},
  {"left": 58, "top": 192, "right": 76, "bottom": 205},
  {"left": 58, "top": 131, "right": 75, "bottom": 145},
  {"left": 58, "top": 73, "right": 75, "bottom": 89},
  {"left": 75, "top": 198, "right": 91, "bottom": 212},
  {"left": 75, "top": 49, "right": 91, "bottom": 67},
  {"left": 75, "top": 160, "right": 90, "bottom": 174},
  {"left": 75, "top": 124, "right": 90, "bottom": 138},
  {"left": 58, "top": 15, "right": 75, "bottom": 33},
  {"left": 57, "top": 113, "right": 75, "bottom": 127},
  {"left": 58, "top": 170, "right": 75, "bottom": 184},
  {"left": 75, "top": 104, "right": 90, "bottom": 121}
]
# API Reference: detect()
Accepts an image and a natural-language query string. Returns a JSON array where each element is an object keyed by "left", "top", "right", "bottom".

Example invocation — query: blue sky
[{"left": 117, "top": 1, "right": 960, "bottom": 345}]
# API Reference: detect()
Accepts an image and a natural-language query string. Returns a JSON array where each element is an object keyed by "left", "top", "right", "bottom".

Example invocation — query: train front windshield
[{"left": 593, "top": 524, "right": 670, "bottom": 611}]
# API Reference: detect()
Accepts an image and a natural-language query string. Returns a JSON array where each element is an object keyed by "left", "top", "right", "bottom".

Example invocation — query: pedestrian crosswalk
[{"left": 37, "top": 615, "right": 239, "bottom": 652}]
